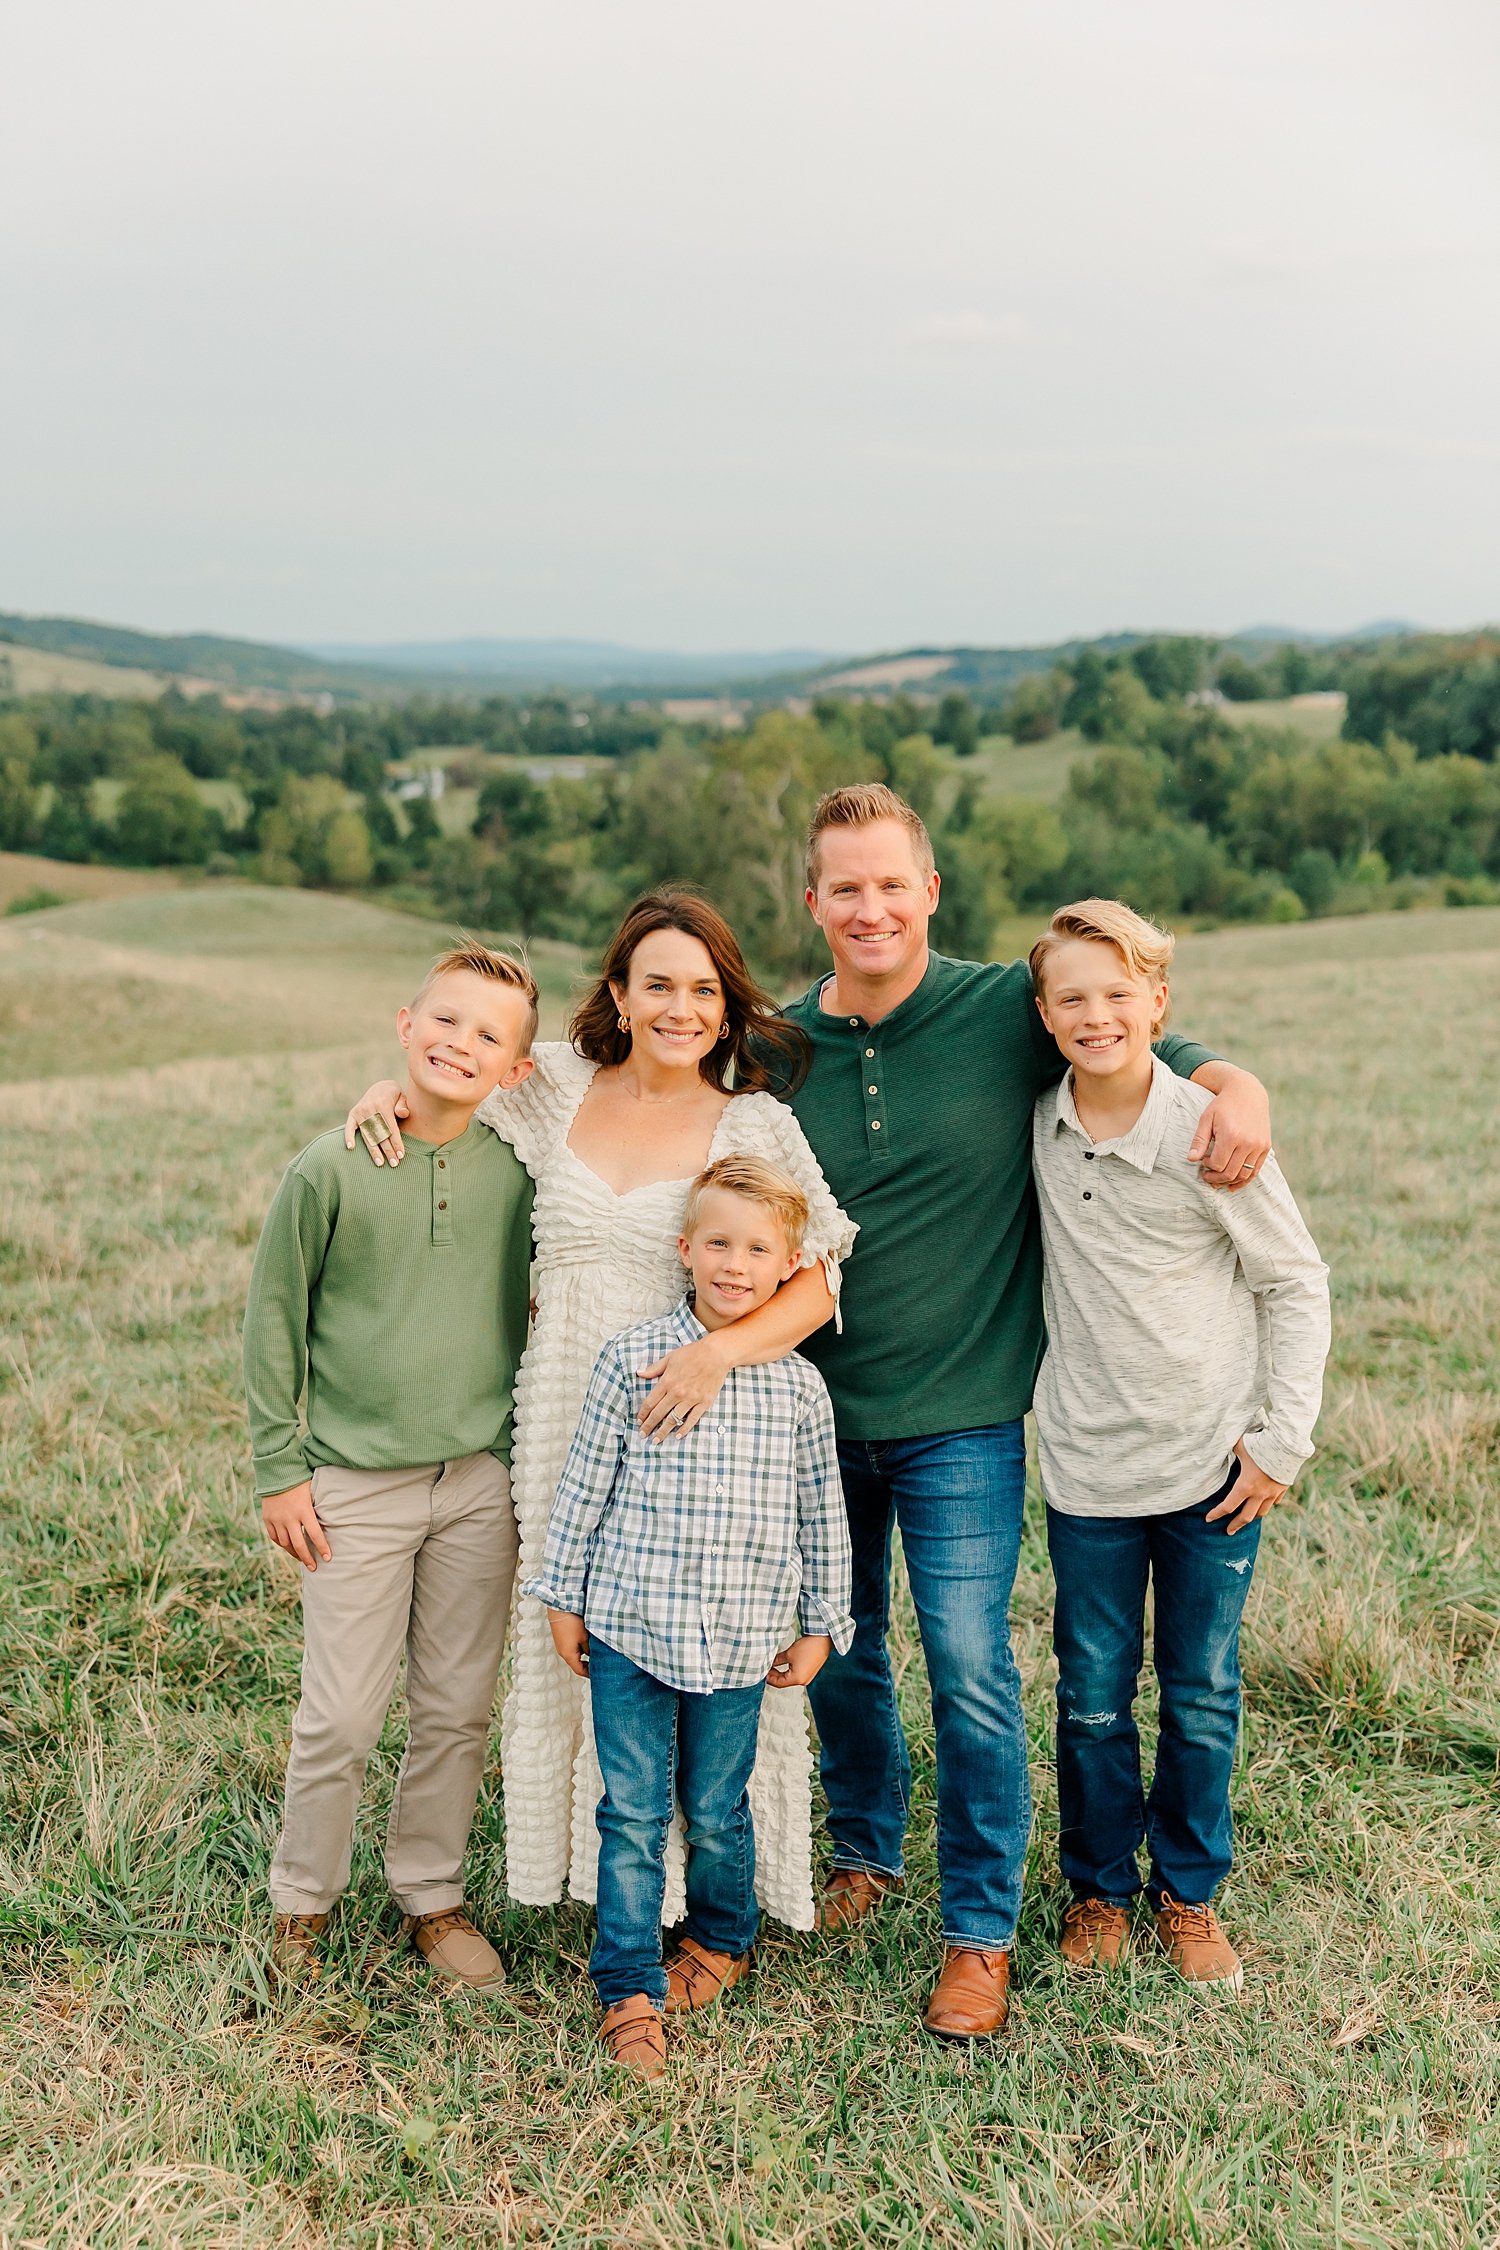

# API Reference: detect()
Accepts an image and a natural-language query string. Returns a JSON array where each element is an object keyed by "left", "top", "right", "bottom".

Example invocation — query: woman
[{"left": 344, "top": 889, "right": 856, "bottom": 1929}]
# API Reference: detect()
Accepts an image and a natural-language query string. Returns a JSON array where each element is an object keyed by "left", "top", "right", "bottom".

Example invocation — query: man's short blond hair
[
  {"left": 413, "top": 943, "right": 540, "bottom": 1054},
  {"left": 681, "top": 1154, "right": 809, "bottom": 1257},
  {"left": 1029, "top": 898, "right": 1175, "bottom": 1032},
  {"left": 805, "top": 782, "right": 935, "bottom": 890}
]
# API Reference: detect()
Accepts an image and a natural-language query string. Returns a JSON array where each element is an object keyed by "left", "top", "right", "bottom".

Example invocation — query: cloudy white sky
[{"left": 3, "top": 0, "right": 1498, "bottom": 652}]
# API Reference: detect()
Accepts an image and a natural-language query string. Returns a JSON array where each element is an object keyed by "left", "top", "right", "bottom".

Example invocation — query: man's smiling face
[
  {"left": 397, "top": 968, "right": 533, "bottom": 1108},
  {"left": 806, "top": 817, "right": 940, "bottom": 994}
]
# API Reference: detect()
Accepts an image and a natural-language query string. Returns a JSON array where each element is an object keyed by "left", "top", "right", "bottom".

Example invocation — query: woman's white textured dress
[{"left": 477, "top": 1042, "right": 857, "bottom": 1930}]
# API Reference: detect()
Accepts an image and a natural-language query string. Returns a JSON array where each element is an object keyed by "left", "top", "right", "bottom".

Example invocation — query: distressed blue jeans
[
  {"left": 807, "top": 1421, "right": 1030, "bottom": 1952},
  {"left": 1046, "top": 1469, "right": 1259, "bottom": 1909},
  {"left": 587, "top": 1637, "right": 765, "bottom": 2010}
]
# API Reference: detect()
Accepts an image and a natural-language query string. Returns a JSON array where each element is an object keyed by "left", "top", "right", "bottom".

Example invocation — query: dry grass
[
  {"left": 0, "top": 852, "right": 182, "bottom": 915},
  {"left": 1, "top": 895, "right": 1497, "bottom": 2247}
]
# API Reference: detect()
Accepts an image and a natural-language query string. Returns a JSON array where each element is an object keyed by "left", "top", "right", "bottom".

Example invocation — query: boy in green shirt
[{"left": 244, "top": 944, "right": 537, "bottom": 1990}]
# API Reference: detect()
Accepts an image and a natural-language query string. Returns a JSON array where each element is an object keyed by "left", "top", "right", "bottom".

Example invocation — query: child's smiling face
[
  {"left": 1034, "top": 936, "right": 1167, "bottom": 1083},
  {"left": 678, "top": 1187, "right": 800, "bottom": 1330},
  {"left": 397, "top": 969, "right": 534, "bottom": 1108}
]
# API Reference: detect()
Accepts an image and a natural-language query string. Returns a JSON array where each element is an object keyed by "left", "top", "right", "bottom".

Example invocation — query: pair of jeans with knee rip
[
  {"left": 807, "top": 1421, "right": 1031, "bottom": 1953},
  {"left": 1046, "top": 1468, "right": 1258, "bottom": 1908},
  {"left": 587, "top": 1637, "right": 765, "bottom": 2010}
]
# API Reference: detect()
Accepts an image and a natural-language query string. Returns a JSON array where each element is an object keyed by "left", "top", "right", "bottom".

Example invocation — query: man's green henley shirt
[
  {"left": 243, "top": 1117, "right": 535, "bottom": 1499},
  {"left": 781, "top": 952, "right": 1214, "bottom": 1442}
]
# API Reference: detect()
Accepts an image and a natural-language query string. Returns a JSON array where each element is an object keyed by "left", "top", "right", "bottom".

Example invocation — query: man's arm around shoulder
[{"left": 1155, "top": 1032, "right": 1273, "bottom": 1193}]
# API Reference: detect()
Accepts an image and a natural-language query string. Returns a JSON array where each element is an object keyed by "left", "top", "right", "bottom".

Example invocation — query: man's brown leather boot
[
  {"left": 816, "top": 1867, "right": 903, "bottom": 1932},
  {"left": 922, "top": 1945, "right": 1011, "bottom": 2039}
]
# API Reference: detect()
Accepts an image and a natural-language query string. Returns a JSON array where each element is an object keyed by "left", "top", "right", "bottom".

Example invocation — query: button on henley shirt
[
  {"left": 780, "top": 953, "right": 1215, "bottom": 1441},
  {"left": 1031, "top": 1057, "right": 1331, "bottom": 1515},
  {"left": 243, "top": 1118, "right": 535, "bottom": 1498}
]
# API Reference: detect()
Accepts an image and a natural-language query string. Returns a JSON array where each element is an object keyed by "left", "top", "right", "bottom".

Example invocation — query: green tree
[
  {"left": 323, "top": 807, "right": 374, "bottom": 888},
  {"left": 112, "top": 755, "right": 214, "bottom": 865},
  {"left": 932, "top": 691, "right": 979, "bottom": 757},
  {"left": 0, "top": 714, "right": 40, "bottom": 851},
  {"left": 1000, "top": 669, "right": 1068, "bottom": 742}
]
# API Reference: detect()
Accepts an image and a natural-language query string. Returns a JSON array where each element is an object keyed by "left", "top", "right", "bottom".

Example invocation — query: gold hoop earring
[
  {"left": 718, "top": 1022, "right": 730, "bottom": 1041},
  {"left": 617, "top": 1013, "right": 630, "bottom": 1034}
]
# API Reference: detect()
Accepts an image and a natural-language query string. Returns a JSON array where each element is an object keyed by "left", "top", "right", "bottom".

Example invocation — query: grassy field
[{"left": 1, "top": 893, "right": 1497, "bottom": 2248}]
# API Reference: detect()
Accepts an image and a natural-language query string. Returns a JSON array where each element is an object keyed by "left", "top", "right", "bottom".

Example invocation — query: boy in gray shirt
[{"left": 1029, "top": 899, "right": 1330, "bottom": 1992}]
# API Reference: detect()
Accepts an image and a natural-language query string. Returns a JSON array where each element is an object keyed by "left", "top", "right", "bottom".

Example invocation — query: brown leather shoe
[
  {"left": 1059, "top": 1896, "right": 1131, "bottom": 1971},
  {"left": 1152, "top": 1894, "right": 1243, "bottom": 1991},
  {"left": 816, "top": 1867, "right": 903, "bottom": 1931},
  {"left": 271, "top": 1910, "right": 329, "bottom": 1985},
  {"left": 922, "top": 1945, "right": 1011, "bottom": 2039},
  {"left": 600, "top": 1994, "right": 667, "bottom": 2079},
  {"left": 663, "top": 1935, "right": 752, "bottom": 2015},
  {"left": 403, "top": 1907, "right": 506, "bottom": 1992}
]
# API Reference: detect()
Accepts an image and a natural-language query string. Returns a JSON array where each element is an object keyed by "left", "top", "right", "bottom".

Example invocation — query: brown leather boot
[
  {"left": 1059, "top": 1897, "right": 1131, "bottom": 1971},
  {"left": 599, "top": 1994, "right": 667, "bottom": 2079},
  {"left": 663, "top": 1935, "right": 753, "bottom": 2015},
  {"left": 816, "top": 1867, "right": 903, "bottom": 1931},
  {"left": 270, "top": 1911, "right": 329, "bottom": 1986},
  {"left": 922, "top": 1945, "right": 1011, "bottom": 2039},
  {"left": 403, "top": 1907, "right": 507, "bottom": 1992}
]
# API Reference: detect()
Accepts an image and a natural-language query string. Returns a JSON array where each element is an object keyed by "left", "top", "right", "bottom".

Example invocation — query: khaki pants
[{"left": 269, "top": 1452, "right": 518, "bottom": 1917}]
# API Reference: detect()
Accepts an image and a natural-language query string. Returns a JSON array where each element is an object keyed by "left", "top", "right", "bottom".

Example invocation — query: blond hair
[
  {"left": 413, "top": 943, "right": 540, "bottom": 1053},
  {"left": 681, "top": 1154, "right": 810, "bottom": 1257},
  {"left": 805, "top": 782, "right": 934, "bottom": 890},
  {"left": 1029, "top": 898, "right": 1175, "bottom": 1033}
]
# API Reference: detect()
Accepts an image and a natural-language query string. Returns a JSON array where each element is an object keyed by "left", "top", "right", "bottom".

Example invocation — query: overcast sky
[{"left": 3, "top": 0, "right": 1498, "bottom": 653}]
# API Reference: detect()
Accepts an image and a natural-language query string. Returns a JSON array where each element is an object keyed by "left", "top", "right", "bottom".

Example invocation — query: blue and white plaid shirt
[{"left": 526, "top": 1300, "right": 855, "bottom": 1694}]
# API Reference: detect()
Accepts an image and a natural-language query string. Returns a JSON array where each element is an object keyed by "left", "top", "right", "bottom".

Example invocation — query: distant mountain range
[
  {"left": 0, "top": 606, "right": 1442, "bottom": 706},
  {"left": 299, "top": 637, "right": 841, "bottom": 690}
]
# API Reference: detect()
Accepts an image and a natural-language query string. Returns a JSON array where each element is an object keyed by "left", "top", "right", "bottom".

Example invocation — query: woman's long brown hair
[{"left": 569, "top": 889, "right": 810, "bottom": 1096}]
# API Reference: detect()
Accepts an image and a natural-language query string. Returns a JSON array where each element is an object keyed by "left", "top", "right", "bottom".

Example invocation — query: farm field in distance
[{"left": 0, "top": 890, "right": 1497, "bottom": 2248}]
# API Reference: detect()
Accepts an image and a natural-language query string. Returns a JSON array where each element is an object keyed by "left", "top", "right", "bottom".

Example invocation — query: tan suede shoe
[
  {"left": 403, "top": 1907, "right": 507, "bottom": 1992},
  {"left": 600, "top": 1994, "right": 667, "bottom": 2079},
  {"left": 271, "top": 1910, "right": 329, "bottom": 1985},
  {"left": 922, "top": 1945, "right": 1011, "bottom": 2039},
  {"left": 816, "top": 1867, "right": 903, "bottom": 1932},
  {"left": 1151, "top": 1895, "right": 1243, "bottom": 1991},
  {"left": 663, "top": 1936, "right": 752, "bottom": 2015},
  {"left": 1059, "top": 1897, "right": 1131, "bottom": 1972}
]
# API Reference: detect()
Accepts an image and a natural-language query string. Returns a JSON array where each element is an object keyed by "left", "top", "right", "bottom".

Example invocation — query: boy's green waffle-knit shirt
[
  {"left": 243, "top": 1118, "right": 535, "bottom": 1499},
  {"left": 780, "top": 953, "right": 1214, "bottom": 1443}
]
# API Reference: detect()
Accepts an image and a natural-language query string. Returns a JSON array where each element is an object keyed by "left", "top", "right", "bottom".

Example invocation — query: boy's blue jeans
[
  {"left": 806, "top": 1421, "right": 1030, "bottom": 1952},
  {"left": 587, "top": 1637, "right": 765, "bottom": 2009},
  {"left": 1046, "top": 1470, "right": 1259, "bottom": 1909}
]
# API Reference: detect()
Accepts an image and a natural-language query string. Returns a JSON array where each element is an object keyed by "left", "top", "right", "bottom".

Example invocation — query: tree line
[{"left": 3, "top": 630, "right": 1498, "bottom": 972}]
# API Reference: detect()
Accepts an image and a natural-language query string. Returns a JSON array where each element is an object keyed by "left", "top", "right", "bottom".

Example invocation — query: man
[{"left": 643, "top": 782, "right": 1272, "bottom": 2039}]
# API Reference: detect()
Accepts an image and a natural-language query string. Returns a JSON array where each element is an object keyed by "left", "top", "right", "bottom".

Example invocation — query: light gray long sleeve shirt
[{"left": 1031, "top": 1057, "right": 1331, "bottom": 1518}]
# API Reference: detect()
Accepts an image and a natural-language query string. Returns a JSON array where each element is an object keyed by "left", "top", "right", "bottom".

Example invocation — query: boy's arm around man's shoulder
[
  {"left": 243, "top": 1158, "right": 335, "bottom": 1502},
  {"left": 1202, "top": 1150, "right": 1332, "bottom": 1487},
  {"left": 792, "top": 1369, "right": 855, "bottom": 1654}
]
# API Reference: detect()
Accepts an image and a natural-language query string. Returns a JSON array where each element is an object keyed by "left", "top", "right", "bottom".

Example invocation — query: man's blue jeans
[
  {"left": 807, "top": 1421, "right": 1030, "bottom": 1952},
  {"left": 1046, "top": 1473, "right": 1259, "bottom": 1909},
  {"left": 587, "top": 1637, "right": 765, "bottom": 2010}
]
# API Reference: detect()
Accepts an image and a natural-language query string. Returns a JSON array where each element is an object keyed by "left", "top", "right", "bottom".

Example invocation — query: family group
[{"left": 243, "top": 781, "right": 1331, "bottom": 2077}]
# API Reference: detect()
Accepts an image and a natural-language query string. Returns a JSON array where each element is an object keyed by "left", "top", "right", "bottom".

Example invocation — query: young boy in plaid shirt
[{"left": 527, "top": 1154, "right": 854, "bottom": 2078}]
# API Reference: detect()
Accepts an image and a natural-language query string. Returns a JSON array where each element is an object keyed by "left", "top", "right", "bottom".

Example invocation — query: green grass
[
  {"left": 1, "top": 899, "right": 1498, "bottom": 2246},
  {"left": 971, "top": 728, "right": 1099, "bottom": 804}
]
